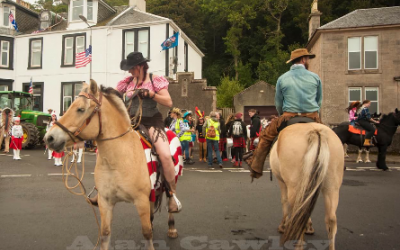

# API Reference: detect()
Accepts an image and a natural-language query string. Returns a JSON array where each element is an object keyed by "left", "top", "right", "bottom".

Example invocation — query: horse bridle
[{"left": 55, "top": 92, "right": 131, "bottom": 143}]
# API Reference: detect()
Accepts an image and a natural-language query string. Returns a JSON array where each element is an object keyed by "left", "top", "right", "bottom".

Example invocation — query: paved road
[{"left": 1, "top": 149, "right": 400, "bottom": 250}]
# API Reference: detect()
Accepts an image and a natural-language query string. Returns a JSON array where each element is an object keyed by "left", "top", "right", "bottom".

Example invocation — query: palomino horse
[
  {"left": 270, "top": 123, "right": 344, "bottom": 250},
  {"left": 45, "top": 80, "right": 177, "bottom": 250}
]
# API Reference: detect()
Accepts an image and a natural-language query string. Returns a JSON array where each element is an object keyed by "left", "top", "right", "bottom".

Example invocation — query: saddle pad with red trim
[
  {"left": 139, "top": 128, "right": 183, "bottom": 202},
  {"left": 348, "top": 125, "right": 377, "bottom": 136}
]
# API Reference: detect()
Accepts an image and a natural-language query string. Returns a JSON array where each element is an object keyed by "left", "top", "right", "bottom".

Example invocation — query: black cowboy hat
[{"left": 120, "top": 52, "right": 150, "bottom": 71}]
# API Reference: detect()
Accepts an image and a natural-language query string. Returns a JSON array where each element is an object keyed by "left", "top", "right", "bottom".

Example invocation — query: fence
[{"left": 217, "top": 108, "right": 235, "bottom": 120}]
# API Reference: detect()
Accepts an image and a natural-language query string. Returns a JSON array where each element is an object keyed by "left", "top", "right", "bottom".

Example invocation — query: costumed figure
[
  {"left": 1, "top": 107, "right": 13, "bottom": 153},
  {"left": 10, "top": 117, "right": 23, "bottom": 160},
  {"left": 48, "top": 111, "right": 64, "bottom": 166},
  {"left": 71, "top": 141, "right": 85, "bottom": 163}
]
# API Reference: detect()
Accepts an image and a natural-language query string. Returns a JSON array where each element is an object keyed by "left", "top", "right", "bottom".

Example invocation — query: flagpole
[{"left": 79, "top": 15, "right": 92, "bottom": 83}]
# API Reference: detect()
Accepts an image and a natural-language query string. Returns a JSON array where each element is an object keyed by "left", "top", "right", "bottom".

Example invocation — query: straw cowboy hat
[
  {"left": 286, "top": 48, "right": 315, "bottom": 64},
  {"left": 120, "top": 52, "right": 150, "bottom": 71}
]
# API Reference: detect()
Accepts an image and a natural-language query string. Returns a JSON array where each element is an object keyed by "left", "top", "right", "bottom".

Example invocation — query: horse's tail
[{"left": 282, "top": 128, "right": 330, "bottom": 244}]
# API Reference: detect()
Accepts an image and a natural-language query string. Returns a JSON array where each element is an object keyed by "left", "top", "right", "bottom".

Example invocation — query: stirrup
[{"left": 167, "top": 194, "right": 182, "bottom": 213}]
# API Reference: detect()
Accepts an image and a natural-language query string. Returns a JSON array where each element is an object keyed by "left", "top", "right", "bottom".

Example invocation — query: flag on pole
[
  {"left": 29, "top": 78, "right": 33, "bottom": 95},
  {"left": 9, "top": 11, "right": 19, "bottom": 32},
  {"left": 75, "top": 45, "right": 92, "bottom": 68},
  {"left": 161, "top": 32, "right": 179, "bottom": 51}
]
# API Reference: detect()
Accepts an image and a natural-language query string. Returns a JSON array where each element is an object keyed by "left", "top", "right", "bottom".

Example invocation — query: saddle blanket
[
  {"left": 348, "top": 125, "right": 377, "bottom": 136},
  {"left": 139, "top": 128, "right": 183, "bottom": 202}
]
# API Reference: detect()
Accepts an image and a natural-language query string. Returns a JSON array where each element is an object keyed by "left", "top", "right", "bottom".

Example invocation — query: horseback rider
[
  {"left": 244, "top": 48, "right": 322, "bottom": 179},
  {"left": 346, "top": 101, "right": 361, "bottom": 126},
  {"left": 89, "top": 52, "right": 182, "bottom": 213},
  {"left": 357, "top": 100, "right": 379, "bottom": 146}
]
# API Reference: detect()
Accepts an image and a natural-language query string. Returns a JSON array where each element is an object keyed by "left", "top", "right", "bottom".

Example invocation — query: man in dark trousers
[{"left": 249, "top": 109, "right": 261, "bottom": 150}]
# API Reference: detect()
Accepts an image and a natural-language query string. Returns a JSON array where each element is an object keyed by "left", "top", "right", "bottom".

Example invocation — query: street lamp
[{"left": 79, "top": 14, "right": 92, "bottom": 82}]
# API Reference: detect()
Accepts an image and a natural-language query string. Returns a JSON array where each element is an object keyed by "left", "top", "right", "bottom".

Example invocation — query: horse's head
[
  {"left": 393, "top": 109, "right": 400, "bottom": 125},
  {"left": 44, "top": 80, "right": 102, "bottom": 152}
]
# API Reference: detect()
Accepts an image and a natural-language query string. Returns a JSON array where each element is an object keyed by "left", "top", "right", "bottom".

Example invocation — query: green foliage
[
  {"left": 33, "top": 0, "right": 68, "bottom": 13},
  {"left": 217, "top": 77, "right": 244, "bottom": 108},
  {"left": 104, "top": 0, "right": 129, "bottom": 6}
]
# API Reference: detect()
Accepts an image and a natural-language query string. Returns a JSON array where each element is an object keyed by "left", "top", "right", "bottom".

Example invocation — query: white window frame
[
  {"left": 30, "top": 40, "right": 42, "bottom": 68},
  {"left": 72, "top": 0, "right": 84, "bottom": 21},
  {"left": 138, "top": 29, "right": 149, "bottom": 59},
  {"left": 0, "top": 40, "right": 10, "bottom": 68},
  {"left": 364, "top": 36, "right": 378, "bottom": 70},
  {"left": 64, "top": 37, "right": 74, "bottom": 65},
  {"left": 3, "top": 6, "right": 10, "bottom": 27},
  {"left": 87, "top": 0, "right": 93, "bottom": 21},
  {"left": 348, "top": 37, "right": 362, "bottom": 70},
  {"left": 365, "top": 87, "right": 379, "bottom": 114},
  {"left": 124, "top": 31, "right": 135, "bottom": 58}
]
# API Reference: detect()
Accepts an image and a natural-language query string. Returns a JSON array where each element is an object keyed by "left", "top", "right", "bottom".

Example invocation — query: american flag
[
  {"left": 75, "top": 45, "right": 92, "bottom": 68},
  {"left": 9, "top": 11, "right": 18, "bottom": 32},
  {"left": 29, "top": 78, "right": 33, "bottom": 95}
]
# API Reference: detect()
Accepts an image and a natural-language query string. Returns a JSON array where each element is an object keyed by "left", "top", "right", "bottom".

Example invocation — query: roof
[
  {"left": 235, "top": 81, "right": 275, "bottom": 97},
  {"left": 319, "top": 6, "right": 400, "bottom": 30},
  {"left": 2, "top": 0, "right": 39, "bottom": 17},
  {"left": 107, "top": 7, "right": 168, "bottom": 26}
]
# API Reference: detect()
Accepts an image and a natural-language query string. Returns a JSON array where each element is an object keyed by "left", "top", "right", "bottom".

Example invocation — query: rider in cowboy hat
[
  {"left": 89, "top": 52, "right": 182, "bottom": 212},
  {"left": 244, "top": 48, "right": 323, "bottom": 179}
]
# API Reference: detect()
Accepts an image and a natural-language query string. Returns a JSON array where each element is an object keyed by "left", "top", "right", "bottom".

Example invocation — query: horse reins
[{"left": 55, "top": 91, "right": 132, "bottom": 142}]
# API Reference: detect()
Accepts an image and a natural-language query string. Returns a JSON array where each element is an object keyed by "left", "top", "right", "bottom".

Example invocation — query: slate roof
[
  {"left": 319, "top": 6, "right": 400, "bottom": 30},
  {"left": 107, "top": 7, "right": 168, "bottom": 26}
]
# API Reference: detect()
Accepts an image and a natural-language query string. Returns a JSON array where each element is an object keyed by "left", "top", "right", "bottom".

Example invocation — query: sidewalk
[{"left": 346, "top": 153, "right": 400, "bottom": 164}]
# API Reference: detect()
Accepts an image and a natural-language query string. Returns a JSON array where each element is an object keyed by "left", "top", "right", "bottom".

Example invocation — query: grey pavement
[{"left": 0, "top": 149, "right": 400, "bottom": 250}]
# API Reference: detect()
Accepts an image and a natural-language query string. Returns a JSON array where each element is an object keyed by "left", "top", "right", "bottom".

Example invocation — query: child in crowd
[
  {"left": 10, "top": 117, "right": 23, "bottom": 160},
  {"left": 47, "top": 111, "right": 64, "bottom": 166}
]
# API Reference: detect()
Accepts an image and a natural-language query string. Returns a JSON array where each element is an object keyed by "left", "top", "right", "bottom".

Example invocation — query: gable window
[
  {"left": 348, "top": 37, "right": 361, "bottom": 70},
  {"left": 3, "top": 7, "right": 9, "bottom": 27},
  {"left": 29, "top": 38, "right": 43, "bottom": 69},
  {"left": 72, "top": 0, "right": 84, "bottom": 21},
  {"left": 123, "top": 28, "right": 150, "bottom": 60},
  {"left": 364, "top": 36, "right": 378, "bottom": 69},
  {"left": 365, "top": 87, "right": 379, "bottom": 114},
  {"left": 61, "top": 82, "right": 83, "bottom": 115},
  {"left": 0, "top": 40, "right": 10, "bottom": 67},
  {"left": 184, "top": 42, "right": 188, "bottom": 72},
  {"left": 61, "top": 33, "right": 86, "bottom": 67},
  {"left": 87, "top": 0, "right": 93, "bottom": 20}
]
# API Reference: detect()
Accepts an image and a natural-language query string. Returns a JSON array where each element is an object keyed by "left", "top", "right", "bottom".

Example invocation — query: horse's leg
[
  {"left": 167, "top": 212, "right": 178, "bottom": 239},
  {"left": 305, "top": 218, "right": 315, "bottom": 235},
  {"left": 356, "top": 149, "right": 363, "bottom": 163},
  {"left": 377, "top": 145, "right": 389, "bottom": 171},
  {"left": 343, "top": 144, "right": 349, "bottom": 158},
  {"left": 135, "top": 196, "right": 154, "bottom": 250},
  {"left": 98, "top": 196, "right": 115, "bottom": 250},
  {"left": 277, "top": 179, "right": 289, "bottom": 234},
  {"left": 323, "top": 190, "right": 340, "bottom": 250},
  {"left": 150, "top": 202, "right": 155, "bottom": 229},
  {"left": 365, "top": 148, "right": 371, "bottom": 163}
]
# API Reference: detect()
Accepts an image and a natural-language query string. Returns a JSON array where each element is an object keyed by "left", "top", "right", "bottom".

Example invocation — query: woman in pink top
[{"left": 346, "top": 101, "right": 361, "bottom": 126}]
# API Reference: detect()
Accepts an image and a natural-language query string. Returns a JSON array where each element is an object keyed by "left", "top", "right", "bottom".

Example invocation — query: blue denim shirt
[{"left": 275, "top": 64, "right": 322, "bottom": 115}]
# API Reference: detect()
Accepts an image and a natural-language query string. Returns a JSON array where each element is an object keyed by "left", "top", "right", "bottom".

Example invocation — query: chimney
[
  {"left": 129, "top": 0, "right": 146, "bottom": 12},
  {"left": 308, "top": 0, "right": 322, "bottom": 40}
]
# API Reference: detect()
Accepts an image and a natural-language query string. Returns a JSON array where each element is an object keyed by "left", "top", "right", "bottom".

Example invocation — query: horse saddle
[
  {"left": 348, "top": 124, "right": 378, "bottom": 136},
  {"left": 273, "top": 116, "right": 316, "bottom": 146},
  {"left": 135, "top": 124, "right": 153, "bottom": 149}
]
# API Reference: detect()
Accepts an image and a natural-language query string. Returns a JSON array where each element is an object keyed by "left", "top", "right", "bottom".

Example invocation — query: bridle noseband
[{"left": 55, "top": 92, "right": 103, "bottom": 143}]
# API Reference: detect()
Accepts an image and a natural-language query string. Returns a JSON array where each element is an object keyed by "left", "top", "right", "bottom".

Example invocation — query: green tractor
[{"left": 0, "top": 91, "right": 51, "bottom": 149}]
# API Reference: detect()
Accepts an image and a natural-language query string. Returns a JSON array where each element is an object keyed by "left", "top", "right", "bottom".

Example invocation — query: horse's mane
[
  {"left": 379, "top": 112, "right": 394, "bottom": 123},
  {"left": 99, "top": 85, "right": 131, "bottom": 124}
]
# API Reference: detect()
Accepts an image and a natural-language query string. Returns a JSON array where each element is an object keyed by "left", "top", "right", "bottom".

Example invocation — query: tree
[{"left": 217, "top": 77, "right": 244, "bottom": 108}]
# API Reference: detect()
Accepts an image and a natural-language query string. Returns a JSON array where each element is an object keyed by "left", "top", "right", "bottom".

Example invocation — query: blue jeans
[
  {"left": 181, "top": 140, "right": 190, "bottom": 160},
  {"left": 207, "top": 139, "right": 222, "bottom": 166}
]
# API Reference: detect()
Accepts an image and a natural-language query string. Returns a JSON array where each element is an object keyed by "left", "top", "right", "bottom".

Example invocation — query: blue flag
[
  {"left": 9, "top": 11, "right": 19, "bottom": 32},
  {"left": 161, "top": 32, "right": 179, "bottom": 51}
]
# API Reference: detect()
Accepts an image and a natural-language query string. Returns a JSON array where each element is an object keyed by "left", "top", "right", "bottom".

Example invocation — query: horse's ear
[
  {"left": 396, "top": 108, "right": 399, "bottom": 114},
  {"left": 89, "top": 79, "right": 98, "bottom": 96}
]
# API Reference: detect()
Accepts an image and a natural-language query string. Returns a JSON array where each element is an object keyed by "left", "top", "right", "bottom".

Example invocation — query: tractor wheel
[{"left": 21, "top": 123, "right": 40, "bottom": 149}]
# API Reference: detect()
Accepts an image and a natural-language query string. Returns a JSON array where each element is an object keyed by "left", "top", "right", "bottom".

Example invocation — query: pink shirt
[
  {"left": 116, "top": 75, "right": 169, "bottom": 98},
  {"left": 349, "top": 108, "right": 357, "bottom": 121}
]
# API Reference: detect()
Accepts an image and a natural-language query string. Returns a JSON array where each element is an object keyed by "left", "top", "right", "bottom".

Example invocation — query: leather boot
[
  {"left": 167, "top": 180, "right": 182, "bottom": 213},
  {"left": 71, "top": 150, "right": 77, "bottom": 163},
  {"left": 77, "top": 148, "right": 83, "bottom": 163},
  {"left": 363, "top": 139, "right": 372, "bottom": 147},
  {"left": 248, "top": 146, "right": 271, "bottom": 179}
]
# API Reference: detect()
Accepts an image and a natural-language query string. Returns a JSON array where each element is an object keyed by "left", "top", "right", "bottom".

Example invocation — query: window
[
  {"left": 348, "top": 37, "right": 361, "bottom": 70},
  {"left": 122, "top": 28, "right": 150, "bottom": 60},
  {"left": 72, "top": 0, "right": 84, "bottom": 21},
  {"left": 29, "top": 38, "right": 43, "bottom": 69},
  {"left": 365, "top": 87, "right": 379, "bottom": 114},
  {"left": 61, "top": 33, "right": 86, "bottom": 67},
  {"left": 184, "top": 42, "right": 188, "bottom": 72},
  {"left": 0, "top": 40, "right": 10, "bottom": 67},
  {"left": 3, "top": 7, "right": 9, "bottom": 27},
  {"left": 23, "top": 82, "right": 43, "bottom": 111},
  {"left": 61, "top": 82, "right": 83, "bottom": 114},
  {"left": 87, "top": 0, "right": 93, "bottom": 20},
  {"left": 364, "top": 36, "right": 378, "bottom": 69},
  {"left": 348, "top": 87, "right": 362, "bottom": 107}
]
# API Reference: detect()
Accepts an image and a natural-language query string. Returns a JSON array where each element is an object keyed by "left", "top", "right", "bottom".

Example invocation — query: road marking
[
  {"left": 47, "top": 173, "right": 63, "bottom": 176},
  {"left": 356, "top": 167, "right": 376, "bottom": 169},
  {"left": 346, "top": 169, "right": 366, "bottom": 171},
  {"left": 1, "top": 174, "right": 32, "bottom": 178},
  {"left": 195, "top": 170, "right": 223, "bottom": 173},
  {"left": 230, "top": 170, "right": 250, "bottom": 173}
]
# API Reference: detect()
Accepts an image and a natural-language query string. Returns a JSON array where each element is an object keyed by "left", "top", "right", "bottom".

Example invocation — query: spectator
[
  {"left": 196, "top": 116, "right": 207, "bottom": 162},
  {"left": 164, "top": 109, "right": 173, "bottom": 128},
  {"left": 203, "top": 111, "right": 223, "bottom": 168},
  {"left": 183, "top": 111, "right": 196, "bottom": 158},
  {"left": 225, "top": 114, "right": 236, "bottom": 161},
  {"left": 249, "top": 109, "right": 261, "bottom": 150},
  {"left": 218, "top": 113, "right": 228, "bottom": 161},
  {"left": 170, "top": 108, "right": 194, "bottom": 165},
  {"left": 228, "top": 113, "right": 247, "bottom": 167},
  {"left": 10, "top": 117, "right": 23, "bottom": 160}
]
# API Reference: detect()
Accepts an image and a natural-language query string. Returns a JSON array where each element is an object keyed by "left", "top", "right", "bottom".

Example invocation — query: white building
[{"left": 0, "top": 0, "right": 204, "bottom": 115}]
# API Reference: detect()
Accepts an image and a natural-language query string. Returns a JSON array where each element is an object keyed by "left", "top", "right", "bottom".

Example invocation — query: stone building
[
  {"left": 233, "top": 81, "right": 278, "bottom": 124},
  {"left": 307, "top": 2, "right": 400, "bottom": 125}
]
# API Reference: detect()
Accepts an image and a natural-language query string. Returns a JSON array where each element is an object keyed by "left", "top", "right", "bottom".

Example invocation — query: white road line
[
  {"left": 346, "top": 169, "right": 366, "bottom": 171},
  {"left": 1, "top": 174, "right": 32, "bottom": 178},
  {"left": 195, "top": 170, "right": 223, "bottom": 173},
  {"left": 230, "top": 170, "right": 250, "bottom": 173},
  {"left": 24, "top": 155, "right": 30, "bottom": 157},
  {"left": 356, "top": 167, "right": 376, "bottom": 169},
  {"left": 47, "top": 173, "right": 63, "bottom": 176}
]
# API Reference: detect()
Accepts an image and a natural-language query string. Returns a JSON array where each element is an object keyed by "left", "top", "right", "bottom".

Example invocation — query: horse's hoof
[
  {"left": 305, "top": 227, "right": 315, "bottom": 235},
  {"left": 356, "top": 160, "right": 363, "bottom": 163},
  {"left": 344, "top": 154, "right": 349, "bottom": 158},
  {"left": 278, "top": 226, "right": 285, "bottom": 234},
  {"left": 168, "top": 229, "right": 178, "bottom": 239},
  {"left": 365, "top": 160, "right": 371, "bottom": 163}
]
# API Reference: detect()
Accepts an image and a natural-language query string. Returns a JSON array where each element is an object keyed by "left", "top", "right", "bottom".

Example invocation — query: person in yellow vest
[
  {"left": 202, "top": 111, "right": 223, "bottom": 168},
  {"left": 169, "top": 108, "right": 194, "bottom": 165}
]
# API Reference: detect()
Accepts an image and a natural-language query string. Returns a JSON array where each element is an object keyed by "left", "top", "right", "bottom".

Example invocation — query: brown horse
[
  {"left": 44, "top": 80, "right": 177, "bottom": 250},
  {"left": 269, "top": 123, "right": 344, "bottom": 250}
]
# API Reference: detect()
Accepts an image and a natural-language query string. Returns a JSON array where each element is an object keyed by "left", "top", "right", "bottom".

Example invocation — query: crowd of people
[{"left": 165, "top": 107, "right": 263, "bottom": 168}]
